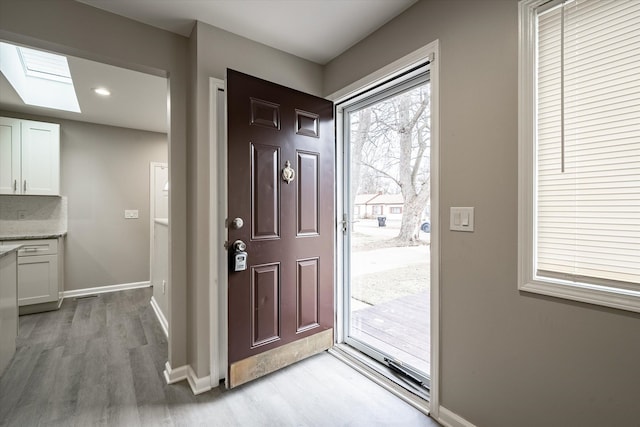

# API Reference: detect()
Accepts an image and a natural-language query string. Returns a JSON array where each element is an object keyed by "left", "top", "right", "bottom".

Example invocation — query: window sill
[{"left": 519, "top": 279, "right": 640, "bottom": 314}]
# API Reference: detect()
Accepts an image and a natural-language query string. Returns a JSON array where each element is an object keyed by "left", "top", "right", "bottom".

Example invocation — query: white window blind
[{"left": 536, "top": 0, "right": 640, "bottom": 289}]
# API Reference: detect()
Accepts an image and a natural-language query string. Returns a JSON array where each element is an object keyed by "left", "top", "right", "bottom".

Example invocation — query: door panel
[
  {"left": 21, "top": 120, "right": 59, "bottom": 195},
  {"left": 251, "top": 143, "right": 280, "bottom": 240},
  {"left": 297, "top": 151, "right": 319, "bottom": 236},
  {"left": 227, "top": 70, "right": 334, "bottom": 386},
  {"left": 0, "top": 118, "right": 20, "bottom": 195},
  {"left": 296, "top": 257, "right": 319, "bottom": 332},
  {"left": 250, "top": 263, "right": 281, "bottom": 347}
]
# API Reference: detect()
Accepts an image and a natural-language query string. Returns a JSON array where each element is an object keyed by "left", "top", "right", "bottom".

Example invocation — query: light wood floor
[{"left": 0, "top": 287, "right": 439, "bottom": 426}]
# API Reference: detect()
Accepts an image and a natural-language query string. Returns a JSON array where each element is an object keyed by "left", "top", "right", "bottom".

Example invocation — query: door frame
[
  {"left": 329, "top": 40, "right": 440, "bottom": 416},
  {"left": 149, "top": 161, "right": 169, "bottom": 336},
  {"left": 209, "top": 77, "right": 228, "bottom": 387}
]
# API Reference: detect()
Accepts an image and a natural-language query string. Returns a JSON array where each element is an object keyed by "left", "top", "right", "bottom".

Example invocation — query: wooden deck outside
[{"left": 351, "top": 290, "right": 430, "bottom": 375}]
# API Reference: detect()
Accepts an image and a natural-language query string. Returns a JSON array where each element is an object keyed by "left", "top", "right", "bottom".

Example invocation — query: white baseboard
[
  {"left": 187, "top": 366, "right": 212, "bottom": 395},
  {"left": 163, "top": 362, "right": 212, "bottom": 395},
  {"left": 437, "top": 406, "right": 477, "bottom": 427},
  {"left": 149, "top": 296, "right": 169, "bottom": 338},
  {"left": 164, "top": 361, "right": 188, "bottom": 384},
  {"left": 62, "top": 281, "right": 151, "bottom": 299}
]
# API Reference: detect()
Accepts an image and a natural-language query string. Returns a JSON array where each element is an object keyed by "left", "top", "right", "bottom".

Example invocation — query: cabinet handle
[
  {"left": 23, "top": 180, "right": 27, "bottom": 192},
  {"left": 14, "top": 179, "right": 17, "bottom": 192}
]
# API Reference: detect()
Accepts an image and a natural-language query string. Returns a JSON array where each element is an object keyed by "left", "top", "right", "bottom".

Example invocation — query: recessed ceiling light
[{"left": 93, "top": 87, "right": 111, "bottom": 96}]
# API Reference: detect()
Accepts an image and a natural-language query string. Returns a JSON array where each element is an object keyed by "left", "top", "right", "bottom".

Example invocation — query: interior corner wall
[
  {"left": 0, "top": 0, "right": 190, "bottom": 370},
  {"left": 187, "top": 20, "right": 324, "bottom": 379},
  {"left": 323, "top": 1, "right": 640, "bottom": 426},
  {"left": 0, "top": 111, "right": 167, "bottom": 291}
]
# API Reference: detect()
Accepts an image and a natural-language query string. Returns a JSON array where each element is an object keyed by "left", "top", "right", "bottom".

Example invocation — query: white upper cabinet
[
  {"left": 0, "top": 117, "right": 60, "bottom": 196},
  {"left": 0, "top": 117, "right": 21, "bottom": 194},
  {"left": 21, "top": 120, "right": 60, "bottom": 195}
]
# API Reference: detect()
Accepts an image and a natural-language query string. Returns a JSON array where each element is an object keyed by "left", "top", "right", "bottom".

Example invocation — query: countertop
[
  {"left": 0, "top": 232, "right": 67, "bottom": 241},
  {"left": 0, "top": 244, "right": 22, "bottom": 259}
]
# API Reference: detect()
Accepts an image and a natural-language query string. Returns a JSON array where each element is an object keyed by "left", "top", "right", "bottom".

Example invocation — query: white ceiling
[
  {"left": 76, "top": 0, "right": 417, "bottom": 65},
  {"left": 0, "top": 1, "right": 416, "bottom": 133},
  {"left": 0, "top": 53, "right": 168, "bottom": 133}
]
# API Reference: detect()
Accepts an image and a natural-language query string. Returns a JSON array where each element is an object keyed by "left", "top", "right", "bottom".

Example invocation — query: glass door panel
[{"left": 344, "top": 74, "right": 431, "bottom": 386}]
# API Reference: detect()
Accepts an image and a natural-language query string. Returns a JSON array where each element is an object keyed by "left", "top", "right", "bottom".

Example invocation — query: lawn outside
[{"left": 351, "top": 218, "right": 430, "bottom": 306}]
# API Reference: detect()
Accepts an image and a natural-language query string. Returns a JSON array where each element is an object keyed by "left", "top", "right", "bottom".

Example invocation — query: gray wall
[
  {"left": 325, "top": 1, "right": 640, "bottom": 426},
  {"left": 59, "top": 120, "right": 167, "bottom": 291},
  {"left": 0, "top": 0, "right": 190, "bottom": 368},
  {"left": 186, "top": 22, "right": 324, "bottom": 376},
  {"left": 0, "top": 111, "right": 167, "bottom": 291}
]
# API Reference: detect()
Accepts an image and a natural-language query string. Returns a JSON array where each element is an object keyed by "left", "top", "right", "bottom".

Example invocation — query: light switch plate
[
  {"left": 124, "top": 209, "right": 139, "bottom": 219},
  {"left": 450, "top": 207, "right": 474, "bottom": 232}
]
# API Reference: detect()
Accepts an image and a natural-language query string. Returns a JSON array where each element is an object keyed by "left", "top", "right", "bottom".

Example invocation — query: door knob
[
  {"left": 233, "top": 240, "right": 246, "bottom": 252},
  {"left": 231, "top": 217, "right": 244, "bottom": 229},
  {"left": 231, "top": 240, "right": 248, "bottom": 272}
]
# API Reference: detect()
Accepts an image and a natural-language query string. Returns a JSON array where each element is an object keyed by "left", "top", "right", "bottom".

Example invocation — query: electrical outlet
[
  {"left": 162, "top": 280, "right": 166, "bottom": 294},
  {"left": 124, "top": 209, "right": 139, "bottom": 219},
  {"left": 17, "top": 210, "right": 27, "bottom": 220}
]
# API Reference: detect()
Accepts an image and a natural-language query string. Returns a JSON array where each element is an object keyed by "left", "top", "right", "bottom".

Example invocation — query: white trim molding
[
  {"left": 209, "top": 77, "right": 228, "bottom": 389},
  {"left": 150, "top": 296, "right": 169, "bottom": 338},
  {"left": 187, "top": 366, "right": 212, "bottom": 395},
  {"left": 61, "top": 281, "right": 151, "bottom": 299},
  {"left": 332, "top": 40, "right": 441, "bottom": 414},
  {"left": 437, "top": 406, "right": 477, "bottom": 427},
  {"left": 163, "top": 362, "right": 213, "bottom": 395},
  {"left": 163, "top": 361, "right": 188, "bottom": 384},
  {"left": 327, "top": 42, "right": 438, "bottom": 102}
]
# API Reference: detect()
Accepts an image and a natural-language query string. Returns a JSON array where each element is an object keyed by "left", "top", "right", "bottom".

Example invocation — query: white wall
[{"left": 324, "top": 1, "right": 640, "bottom": 426}]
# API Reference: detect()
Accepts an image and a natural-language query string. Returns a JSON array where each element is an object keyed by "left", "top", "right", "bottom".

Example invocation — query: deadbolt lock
[{"left": 231, "top": 217, "right": 244, "bottom": 229}]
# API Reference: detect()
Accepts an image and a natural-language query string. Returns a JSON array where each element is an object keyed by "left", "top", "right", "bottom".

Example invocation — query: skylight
[{"left": 0, "top": 42, "right": 81, "bottom": 113}]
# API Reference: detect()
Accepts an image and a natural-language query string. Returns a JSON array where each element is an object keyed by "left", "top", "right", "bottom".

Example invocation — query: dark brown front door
[{"left": 226, "top": 70, "right": 334, "bottom": 387}]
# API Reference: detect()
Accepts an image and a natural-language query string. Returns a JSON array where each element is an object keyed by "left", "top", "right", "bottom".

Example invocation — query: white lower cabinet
[
  {"left": 0, "top": 249, "right": 18, "bottom": 376},
  {"left": 1, "top": 239, "right": 63, "bottom": 310},
  {"left": 18, "top": 253, "right": 58, "bottom": 305}
]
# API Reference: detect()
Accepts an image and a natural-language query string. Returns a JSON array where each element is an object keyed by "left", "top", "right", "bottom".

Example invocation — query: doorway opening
[
  {"left": 339, "top": 65, "right": 432, "bottom": 393},
  {"left": 0, "top": 38, "right": 171, "bottom": 364}
]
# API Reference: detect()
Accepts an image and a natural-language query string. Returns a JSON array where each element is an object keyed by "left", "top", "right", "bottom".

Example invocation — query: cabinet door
[
  {"left": 0, "top": 117, "right": 21, "bottom": 195},
  {"left": 0, "top": 251, "right": 18, "bottom": 375},
  {"left": 21, "top": 120, "right": 60, "bottom": 196},
  {"left": 17, "top": 254, "right": 58, "bottom": 305}
]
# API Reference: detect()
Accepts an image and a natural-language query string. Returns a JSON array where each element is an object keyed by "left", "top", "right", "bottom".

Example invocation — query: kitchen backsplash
[{"left": 0, "top": 195, "right": 67, "bottom": 237}]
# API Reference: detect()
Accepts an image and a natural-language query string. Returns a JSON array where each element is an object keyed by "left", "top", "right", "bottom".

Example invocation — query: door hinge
[{"left": 341, "top": 213, "right": 348, "bottom": 234}]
